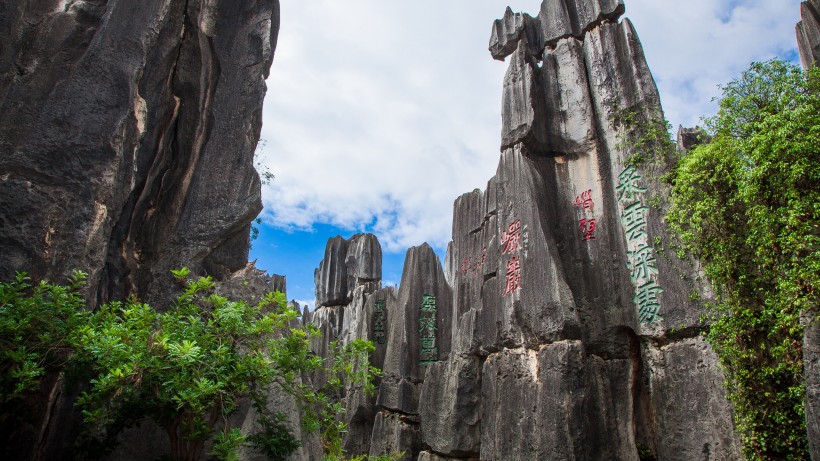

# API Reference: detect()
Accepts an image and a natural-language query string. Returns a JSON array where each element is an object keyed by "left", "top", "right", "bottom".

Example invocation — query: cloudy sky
[{"left": 250, "top": 0, "right": 804, "bottom": 308}]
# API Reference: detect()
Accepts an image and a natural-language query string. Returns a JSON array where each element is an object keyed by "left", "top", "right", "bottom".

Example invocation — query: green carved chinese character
[
  {"left": 634, "top": 279, "right": 663, "bottom": 324},
  {"left": 419, "top": 316, "right": 437, "bottom": 333},
  {"left": 420, "top": 294, "right": 436, "bottom": 312},
  {"left": 627, "top": 243, "right": 659, "bottom": 283},
  {"left": 420, "top": 336, "right": 436, "bottom": 348},
  {"left": 616, "top": 166, "right": 647, "bottom": 202},
  {"left": 621, "top": 201, "right": 649, "bottom": 242}
]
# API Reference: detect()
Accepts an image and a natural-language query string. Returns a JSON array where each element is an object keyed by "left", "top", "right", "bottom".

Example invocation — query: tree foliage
[
  {"left": 667, "top": 60, "right": 819, "bottom": 460},
  {"left": 0, "top": 271, "right": 88, "bottom": 402},
  {"left": 0, "top": 269, "right": 380, "bottom": 461}
]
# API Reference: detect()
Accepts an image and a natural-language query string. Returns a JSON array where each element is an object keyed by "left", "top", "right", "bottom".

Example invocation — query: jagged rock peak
[
  {"left": 797, "top": 0, "right": 820, "bottom": 69},
  {"left": 314, "top": 233, "right": 382, "bottom": 308},
  {"left": 489, "top": 0, "right": 625, "bottom": 60},
  {"left": 489, "top": 7, "right": 543, "bottom": 60}
]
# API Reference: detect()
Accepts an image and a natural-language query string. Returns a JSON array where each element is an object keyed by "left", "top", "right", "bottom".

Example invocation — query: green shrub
[{"left": 668, "top": 60, "right": 818, "bottom": 460}]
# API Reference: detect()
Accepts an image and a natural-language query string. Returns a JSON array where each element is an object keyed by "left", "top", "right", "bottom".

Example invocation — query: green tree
[
  {"left": 0, "top": 271, "right": 88, "bottom": 402},
  {"left": 667, "top": 60, "right": 819, "bottom": 459},
  {"left": 70, "top": 268, "right": 379, "bottom": 461}
]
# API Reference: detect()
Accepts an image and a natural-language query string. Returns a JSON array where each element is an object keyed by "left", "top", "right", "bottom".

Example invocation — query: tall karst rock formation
[
  {"left": 309, "top": 1, "right": 747, "bottom": 460},
  {"left": 0, "top": 1, "right": 280, "bottom": 458},
  {"left": 0, "top": 0, "right": 280, "bottom": 307},
  {"left": 797, "top": 1, "right": 820, "bottom": 458}
]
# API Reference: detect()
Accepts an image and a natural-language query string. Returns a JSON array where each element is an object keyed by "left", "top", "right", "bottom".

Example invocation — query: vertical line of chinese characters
[
  {"left": 372, "top": 300, "right": 386, "bottom": 344},
  {"left": 419, "top": 294, "right": 438, "bottom": 365},
  {"left": 616, "top": 165, "right": 663, "bottom": 323},
  {"left": 501, "top": 219, "right": 523, "bottom": 296},
  {"left": 573, "top": 189, "right": 597, "bottom": 241}
]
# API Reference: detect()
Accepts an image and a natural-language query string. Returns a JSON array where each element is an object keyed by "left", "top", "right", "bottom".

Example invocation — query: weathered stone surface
[
  {"left": 489, "top": 146, "right": 579, "bottom": 347},
  {"left": 315, "top": 236, "right": 351, "bottom": 307},
  {"left": 489, "top": 7, "right": 542, "bottom": 60},
  {"left": 798, "top": 5, "right": 820, "bottom": 455},
  {"left": 417, "top": 451, "right": 479, "bottom": 461},
  {"left": 215, "top": 261, "right": 286, "bottom": 303},
  {"left": 314, "top": 234, "right": 382, "bottom": 308},
  {"left": 797, "top": 0, "right": 820, "bottom": 69},
  {"left": 804, "top": 309, "right": 820, "bottom": 460},
  {"left": 369, "top": 411, "right": 421, "bottom": 461},
  {"left": 341, "top": 286, "right": 396, "bottom": 455},
  {"left": 480, "top": 342, "right": 635, "bottom": 461},
  {"left": 418, "top": 355, "right": 481, "bottom": 457},
  {"left": 582, "top": 18, "right": 710, "bottom": 334},
  {"left": 378, "top": 243, "right": 452, "bottom": 415},
  {"left": 536, "top": 0, "right": 624, "bottom": 46},
  {"left": 501, "top": 37, "right": 549, "bottom": 152},
  {"left": 540, "top": 37, "right": 596, "bottom": 155},
  {"left": 642, "top": 337, "right": 742, "bottom": 460}
]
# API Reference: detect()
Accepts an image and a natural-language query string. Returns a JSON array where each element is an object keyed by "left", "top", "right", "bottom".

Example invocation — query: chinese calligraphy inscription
[
  {"left": 419, "top": 294, "right": 438, "bottom": 364},
  {"left": 573, "top": 189, "right": 597, "bottom": 241},
  {"left": 616, "top": 165, "right": 663, "bottom": 323},
  {"left": 372, "top": 300, "right": 386, "bottom": 345},
  {"left": 500, "top": 219, "right": 523, "bottom": 296}
]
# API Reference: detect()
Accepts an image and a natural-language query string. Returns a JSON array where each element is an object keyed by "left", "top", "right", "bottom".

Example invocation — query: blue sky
[{"left": 250, "top": 0, "right": 803, "bottom": 309}]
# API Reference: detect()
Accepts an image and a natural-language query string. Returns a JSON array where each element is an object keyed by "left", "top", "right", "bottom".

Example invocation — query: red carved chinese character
[
  {"left": 460, "top": 257, "right": 471, "bottom": 274},
  {"left": 578, "top": 218, "right": 597, "bottom": 241},
  {"left": 573, "top": 189, "right": 594, "bottom": 212},
  {"left": 501, "top": 219, "right": 522, "bottom": 254},
  {"left": 472, "top": 247, "right": 487, "bottom": 273},
  {"left": 502, "top": 256, "right": 521, "bottom": 296}
]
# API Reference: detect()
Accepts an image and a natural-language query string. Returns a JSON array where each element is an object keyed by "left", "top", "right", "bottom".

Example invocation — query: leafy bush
[
  {"left": 0, "top": 271, "right": 88, "bottom": 402},
  {"left": 1, "top": 268, "right": 379, "bottom": 461},
  {"left": 668, "top": 60, "right": 819, "bottom": 460}
]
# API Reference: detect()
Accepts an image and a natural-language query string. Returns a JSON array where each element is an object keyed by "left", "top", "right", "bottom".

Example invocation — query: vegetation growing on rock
[{"left": 668, "top": 59, "right": 819, "bottom": 460}]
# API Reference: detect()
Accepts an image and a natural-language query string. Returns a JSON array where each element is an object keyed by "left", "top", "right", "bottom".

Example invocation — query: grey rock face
[
  {"left": 642, "top": 337, "right": 742, "bottom": 460},
  {"left": 536, "top": 0, "right": 625, "bottom": 47},
  {"left": 798, "top": 5, "right": 820, "bottom": 457},
  {"left": 418, "top": 355, "right": 481, "bottom": 457},
  {"left": 378, "top": 243, "right": 452, "bottom": 416},
  {"left": 676, "top": 126, "right": 710, "bottom": 152},
  {"left": 803, "top": 309, "right": 820, "bottom": 460},
  {"left": 797, "top": 0, "right": 820, "bottom": 69},
  {"left": 369, "top": 411, "right": 421, "bottom": 461},
  {"left": 489, "top": 7, "right": 542, "bottom": 60},
  {"left": 501, "top": 37, "right": 549, "bottom": 151},
  {"left": 540, "top": 37, "right": 596, "bottom": 155},
  {"left": 314, "top": 234, "right": 382, "bottom": 307},
  {"left": 481, "top": 340, "right": 637, "bottom": 460}
]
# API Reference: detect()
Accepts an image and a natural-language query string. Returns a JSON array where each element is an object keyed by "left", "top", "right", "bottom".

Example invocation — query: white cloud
[
  {"left": 293, "top": 299, "right": 315, "bottom": 313},
  {"left": 258, "top": 0, "right": 801, "bottom": 253}
]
